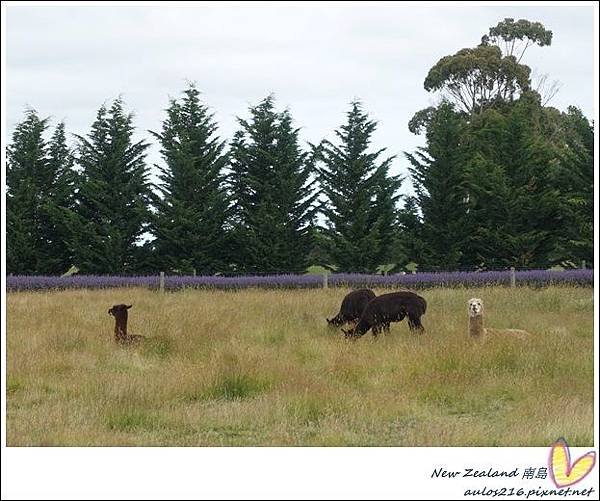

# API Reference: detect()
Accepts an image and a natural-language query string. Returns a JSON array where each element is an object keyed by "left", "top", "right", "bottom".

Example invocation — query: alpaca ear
[{"left": 126, "top": 304, "right": 133, "bottom": 309}]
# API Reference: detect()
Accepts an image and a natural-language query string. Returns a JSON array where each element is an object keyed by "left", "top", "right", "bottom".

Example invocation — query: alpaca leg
[
  {"left": 392, "top": 312, "right": 406, "bottom": 333},
  {"left": 371, "top": 324, "right": 380, "bottom": 337},
  {"left": 408, "top": 313, "right": 424, "bottom": 334}
]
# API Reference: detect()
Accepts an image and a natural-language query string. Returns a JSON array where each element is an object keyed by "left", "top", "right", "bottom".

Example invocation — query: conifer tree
[
  {"left": 552, "top": 106, "right": 594, "bottom": 265},
  {"left": 68, "top": 98, "right": 152, "bottom": 273},
  {"left": 463, "top": 92, "right": 563, "bottom": 268},
  {"left": 318, "top": 101, "right": 402, "bottom": 272},
  {"left": 7, "top": 111, "right": 76, "bottom": 274},
  {"left": 405, "top": 102, "right": 468, "bottom": 270},
  {"left": 6, "top": 109, "right": 48, "bottom": 274},
  {"left": 228, "top": 95, "right": 318, "bottom": 272},
  {"left": 150, "top": 85, "right": 230, "bottom": 274}
]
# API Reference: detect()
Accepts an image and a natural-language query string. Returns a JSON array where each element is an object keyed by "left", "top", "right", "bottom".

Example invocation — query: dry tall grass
[{"left": 6, "top": 285, "right": 594, "bottom": 446}]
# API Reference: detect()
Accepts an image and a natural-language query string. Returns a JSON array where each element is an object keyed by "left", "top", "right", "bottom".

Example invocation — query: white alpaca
[{"left": 467, "top": 298, "right": 531, "bottom": 339}]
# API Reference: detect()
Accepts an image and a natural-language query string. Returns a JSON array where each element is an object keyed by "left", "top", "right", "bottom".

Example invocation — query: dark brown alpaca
[
  {"left": 342, "top": 291, "right": 427, "bottom": 339},
  {"left": 327, "top": 288, "right": 377, "bottom": 328},
  {"left": 108, "top": 304, "right": 145, "bottom": 346}
]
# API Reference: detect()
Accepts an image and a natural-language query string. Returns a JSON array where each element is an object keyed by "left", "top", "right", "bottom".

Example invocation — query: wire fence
[{"left": 5, "top": 268, "right": 594, "bottom": 292}]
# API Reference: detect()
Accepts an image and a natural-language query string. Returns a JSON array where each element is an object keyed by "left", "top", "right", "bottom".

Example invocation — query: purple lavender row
[
  {"left": 6, "top": 275, "right": 158, "bottom": 291},
  {"left": 329, "top": 269, "right": 593, "bottom": 288},
  {"left": 5, "top": 269, "right": 593, "bottom": 291}
]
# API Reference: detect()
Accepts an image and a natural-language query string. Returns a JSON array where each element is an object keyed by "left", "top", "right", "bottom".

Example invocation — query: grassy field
[{"left": 6, "top": 285, "right": 594, "bottom": 446}]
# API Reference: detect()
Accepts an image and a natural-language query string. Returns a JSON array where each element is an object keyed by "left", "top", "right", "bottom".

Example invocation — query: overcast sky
[{"left": 5, "top": 3, "right": 596, "bottom": 193}]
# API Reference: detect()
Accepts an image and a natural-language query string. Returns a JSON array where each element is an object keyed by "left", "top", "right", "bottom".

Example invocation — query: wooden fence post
[
  {"left": 159, "top": 271, "right": 165, "bottom": 293},
  {"left": 581, "top": 260, "right": 586, "bottom": 270},
  {"left": 323, "top": 272, "right": 328, "bottom": 289},
  {"left": 510, "top": 267, "right": 516, "bottom": 288}
]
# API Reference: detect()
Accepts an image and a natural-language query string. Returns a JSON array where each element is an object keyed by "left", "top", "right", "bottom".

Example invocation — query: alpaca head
[
  {"left": 468, "top": 298, "right": 484, "bottom": 317},
  {"left": 108, "top": 304, "right": 132, "bottom": 319},
  {"left": 327, "top": 316, "right": 342, "bottom": 327}
]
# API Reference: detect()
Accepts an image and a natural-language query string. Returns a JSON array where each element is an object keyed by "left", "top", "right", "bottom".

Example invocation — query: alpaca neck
[
  {"left": 114, "top": 315, "right": 128, "bottom": 340},
  {"left": 469, "top": 314, "right": 484, "bottom": 337}
]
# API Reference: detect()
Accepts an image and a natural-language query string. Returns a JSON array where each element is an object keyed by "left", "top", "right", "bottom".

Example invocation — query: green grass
[{"left": 6, "top": 285, "right": 594, "bottom": 446}]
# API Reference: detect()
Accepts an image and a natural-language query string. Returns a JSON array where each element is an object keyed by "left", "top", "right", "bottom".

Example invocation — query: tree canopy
[{"left": 482, "top": 17, "right": 553, "bottom": 62}]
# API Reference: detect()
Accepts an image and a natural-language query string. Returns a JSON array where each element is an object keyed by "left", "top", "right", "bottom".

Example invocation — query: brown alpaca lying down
[
  {"left": 108, "top": 304, "right": 145, "bottom": 346},
  {"left": 467, "top": 298, "right": 531, "bottom": 340}
]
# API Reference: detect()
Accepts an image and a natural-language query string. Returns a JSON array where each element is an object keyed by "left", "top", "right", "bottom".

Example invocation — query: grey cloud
[{"left": 6, "top": 4, "right": 594, "bottom": 196}]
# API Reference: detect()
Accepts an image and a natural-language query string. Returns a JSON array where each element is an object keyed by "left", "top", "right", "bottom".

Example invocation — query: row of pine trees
[
  {"left": 6, "top": 18, "right": 594, "bottom": 275},
  {"left": 7, "top": 90, "right": 402, "bottom": 275}
]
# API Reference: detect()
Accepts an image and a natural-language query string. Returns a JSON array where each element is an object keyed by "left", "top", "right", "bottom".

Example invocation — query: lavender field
[{"left": 5, "top": 268, "right": 594, "bottom": 292}]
